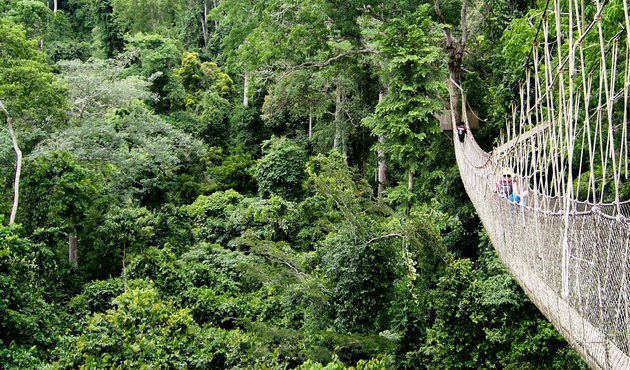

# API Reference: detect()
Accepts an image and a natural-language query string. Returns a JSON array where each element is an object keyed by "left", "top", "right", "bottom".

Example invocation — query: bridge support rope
[{"left": 455, "top": 128, "right": 630, "bottom": 369}]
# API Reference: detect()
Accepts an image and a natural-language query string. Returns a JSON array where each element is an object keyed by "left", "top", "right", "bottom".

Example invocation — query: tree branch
[
  {"left": 365, "top": 233, "right": 404, "bottom": 246},
  {"left": 434, "top": 0, "right": 454, "bottom": 47},
  {"left": 359, "top": 4, "right": 390, "bottom": 23},
  {"left": 295, "top": 47, "right": 377, "bottom": 70}
]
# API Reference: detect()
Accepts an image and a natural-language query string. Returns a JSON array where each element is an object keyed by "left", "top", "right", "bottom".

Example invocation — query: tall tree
[
  {"left": 434, "top": 0, "right": 469, "bottom": 127},
  {"left": 120, "top": 33, "right": 183, "bottom": 113},
  {"left": 56, "top": 58, "right": 153, "bottom": 120},
  {"left": 361, "top": 5, "right": 445, "bottom": 199},
  {"left": 0, "top": 18, "right": 66, "bottom": 224},
  {"left": 22, "top": 151, "right": 101, "bottom": 268}
]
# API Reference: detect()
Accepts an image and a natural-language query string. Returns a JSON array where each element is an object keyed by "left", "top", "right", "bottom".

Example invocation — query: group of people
[
  {"left": 496, "top": 167, "right": 521, "bottom": 204},
  {"left": 455, "top": 123, "right": 521, "bottom": 204}
]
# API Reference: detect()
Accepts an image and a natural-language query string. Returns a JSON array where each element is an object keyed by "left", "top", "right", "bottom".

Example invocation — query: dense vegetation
[{"left": 0, "top": 0, "right": 589, "bottom": 368}]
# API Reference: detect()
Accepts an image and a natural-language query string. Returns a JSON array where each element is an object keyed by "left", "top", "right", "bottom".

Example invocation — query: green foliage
[
  {"left": 176, "top": 51, "right": 234, "bottom": 105},
  {"left": 57, "top": 57, "right": 153, "bottom": 120},
  {"left": 305, "top": 151, "right": 376, "bottom": 234},
  {"left": 33, "top": 102, "right": 207, "bottom": 207},
  {"left": 82, "top": 205, "right": 155, "bottom": 278},
  {"left": 500, "top": 14, "right": 537, "bottom": 84},
  {"left": 111, "top": 0, "right": 176, "bottom": 35},
  {"left": 229, "top": 104, "right": 269, "bottom": 152},
  {"left": 121, "top": 33, "right": 183, "bottom": 113},
  {"left": 67, "top": 277, "right": 124, "bottom": 317},
  {"left": 48, "top": 281, "right": 215, "bottom": 369},
  {"left": 362, "top": 5, "right": 445, "bottom": 181},
  {"left": 21, "top": 150, "right": 102, "bottom": 233},
  {"left": 422, "top": 239, "right": 588, "bottom": 369},
  {"left": 186, "top": 189, "right": 244, "bottom": 223},
  {"left": 65, "top": 0, "right": 98, "bottom": 39},
  {"left": 305, "top": 151, "right": 445, "bottom": 364},
  {"left": 0, "top": 220, "right": 62, "bottom": 369},
  {"left": 5, "top": 1, "right": 87, "bottom": 62},
  {"left": 254, "top": 136, "right": 308, "bottom": 201},
  {"left": 84, "top": 0, "right": 125, "bottom": 57},
  {"left": 297, "top": 357, "right": 386, "bottom": 370},
  {"left": 6, "top": 0, "right": 54, "bottom": 40},
  {"left": 261, "top": 70, "right": 329, "bottom": 136},
  {"left": 169, "top": 52, "right": 235, "bottom": 145},
  {"left": 0, "top": 17, "right": 67, "bottom": 132},
  {"left": 0, "top": 2, "right": 593, "bottom": 369},
  {"left": 204, "top": 146, "right": 257, "bottom": 193},
  {"left": 321, "top": 230, "right": 401, "bottom": 333}
]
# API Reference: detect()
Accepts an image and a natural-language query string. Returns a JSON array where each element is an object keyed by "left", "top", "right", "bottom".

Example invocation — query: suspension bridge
[{"left": 454, "top": 0, "right": 630, "bottom": 368}]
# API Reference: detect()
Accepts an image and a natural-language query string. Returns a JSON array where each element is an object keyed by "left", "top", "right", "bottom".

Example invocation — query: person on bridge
[{"left": 496, "top": 167, "right": 521, "bottom": 204}]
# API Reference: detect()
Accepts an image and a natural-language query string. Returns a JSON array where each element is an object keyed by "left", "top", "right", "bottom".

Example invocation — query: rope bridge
[{"left": 454, "top": 0, "right": 630, "bottom": 368}]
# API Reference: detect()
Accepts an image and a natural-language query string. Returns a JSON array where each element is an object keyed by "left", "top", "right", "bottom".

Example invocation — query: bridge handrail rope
[{"left": 453, "top": 0, "right": 630, "bottom": 368}]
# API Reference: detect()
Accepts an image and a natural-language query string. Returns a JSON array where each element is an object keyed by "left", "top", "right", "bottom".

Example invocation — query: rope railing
[
  {"left": 453, "top": 0, "right": 630, "bottom": 368},
  {"left": 455, "top": 129, "right": 630, "bottom": 369}
]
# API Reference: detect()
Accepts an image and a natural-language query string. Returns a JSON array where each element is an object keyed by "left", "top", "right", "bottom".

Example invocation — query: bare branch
[
  {"left": 434, "top": 0, "right": 446, "bottom": 23},
  {"left": 296, "top": 47, "right": 377, "bottom": 70},
  {"left": 434, "top": 0, "right": 454, "bottom": 47},
  {"left": 365, "top": 233, "right": 404, "bottom": 246}
]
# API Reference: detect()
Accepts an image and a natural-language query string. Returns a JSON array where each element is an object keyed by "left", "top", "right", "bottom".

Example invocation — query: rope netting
[{"left": 454, "top": 0, "right": 630, "bottom": 368}]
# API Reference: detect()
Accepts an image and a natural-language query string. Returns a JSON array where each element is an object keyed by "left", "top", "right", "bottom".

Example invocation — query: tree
[
  {"left": 121, "top": 33, "right": 182, "bottom": 113},
  {"left": 422, "top": 242, "right": 587, "bottom": 369},
  {"left": 210, "top": 0, "right": 266, "bottom": 104},
  {"left": 47, "top": 282, "right": 215, "bottom": 369},
  {"left": 434, "top": 0, "right": 469, "bottom": 127},
  {"left": 261, "top": 70, "right": 329, "bottom": 138},
  {"left": 96, "top": 205, "right": 153, "bottom": 289},
  {"left": 56, "top": 58, "right": 153, "bottom": 119},
  {"left": 213, "top": 0, "right": 376, "bottom": 157},
  {"left": 0, "top": 18, "right": 66, "bottom": 224},
  {"left": 33, "top": 102, "right": 207, "bottom": 207},
  {"left": 361, "top": 5, "right": 445, "bottom": 198},
  {"left": 0, "top": 18, "right": 67, "bottom": 132},
  {"left": 0, "top": 219, "right": 62, "bottom": 368},
  {"left": 110, "top": 0, "right": 177, "bottom": 35},
  {"left": 176, "top": 51, "right": 234, "bottom": 105},
  {"left": 305, "top": 150, "right": 446, "bottom": 363},
  {"left": 253, "top": 136, "right": 308, "bottom": 201},
  {"left": 6, "top": 0, "right": 54, "bottom": 44},
  {"left": 21, "top": 151, "right": 101, "bottom": 268},
  {"left": 87, "top": 0, "right": 125, "bottom": 57}
]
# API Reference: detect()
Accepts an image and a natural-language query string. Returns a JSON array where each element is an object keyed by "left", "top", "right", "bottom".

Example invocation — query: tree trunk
[
  {"left": 201, "top": 1, "right": 209, "bottom": 48},
  {"left": 53, "top": 0, "right": 57, "bottom": 13},
  {"left": 308, "top": 106, "right": 313, "bottom": 138},
  {"left": 333, "top": 81, "right": 344, "bottom": 154},
  {"left": 243, "top": 70, "right": 249, "bottom": 107},
  {"left": 211, "top": 0, "right": 219, "bottom": 32},
  {"left": 435, "top": 0, "right": 468, "bottom": 129},
  {"left": 377, "top": 90, "right": 387, "bottom": 200},
  {"left": 69, "top": 233, "right": 78, "bottom": 269},
  {"left": 447, "top": 61, "right": 462, "bottom": 128},
  {"left": 122, "top": 244, "right": 127, "bottom": 291},
  {"left": 377, "top": 135, "right": 387, "bottom": 200},
  {"left": 0, "top": 101, "right": 21, "bottom": 225},
  {"left": 407, "top": 169, "right": 414, "bottom": 190}
]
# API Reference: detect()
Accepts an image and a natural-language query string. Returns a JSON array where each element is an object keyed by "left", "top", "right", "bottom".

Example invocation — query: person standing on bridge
[{"left": 496, "top": 167, "right": 521, "bottom": 204}]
